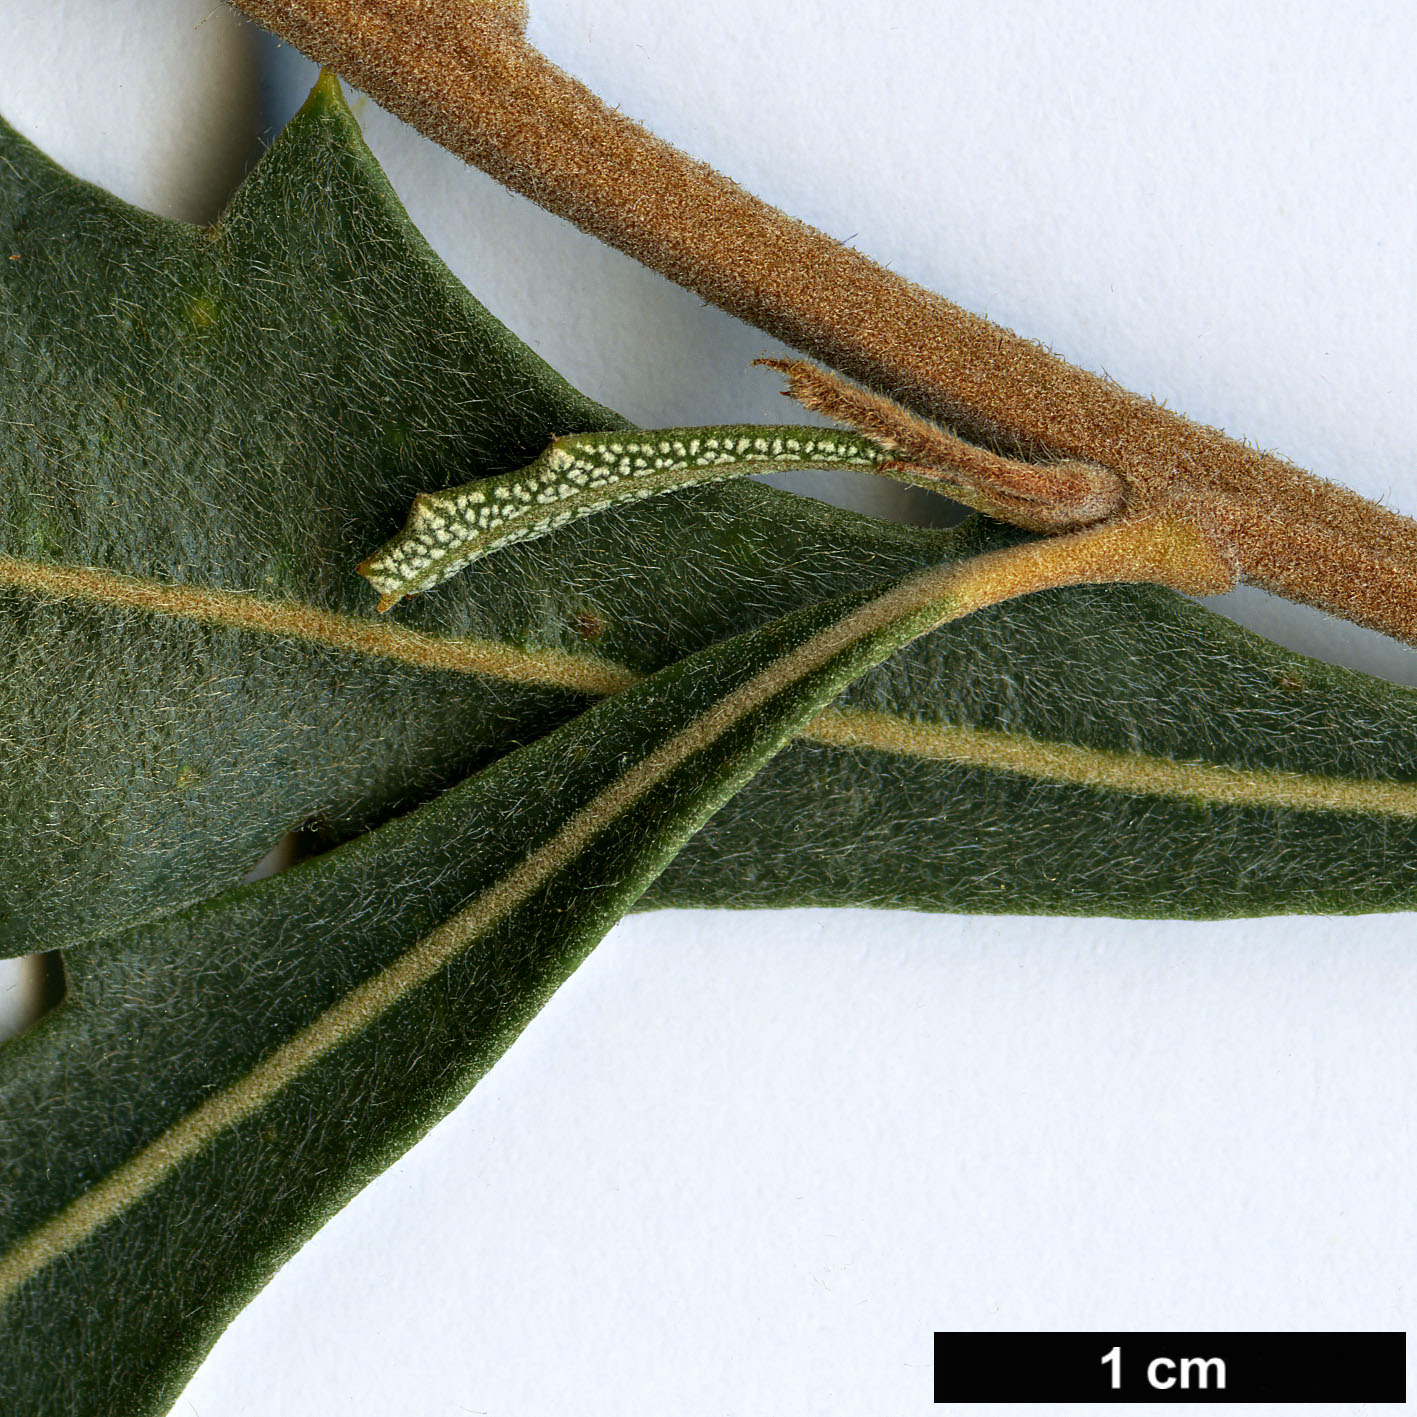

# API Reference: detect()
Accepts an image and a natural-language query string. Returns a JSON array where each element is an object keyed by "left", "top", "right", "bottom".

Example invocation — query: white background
[{"left": 1, "top": 2, "right": 1415, "bottom": 1413}]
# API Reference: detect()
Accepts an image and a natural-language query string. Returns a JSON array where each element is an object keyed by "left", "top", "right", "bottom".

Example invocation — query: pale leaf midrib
[
  {"left": 4, "top": 532, "right": 1414, "bottom": 1305},
  {"left": 805, "top": 708, "right": 1417, "bottom": 818},
  {"left": 0, "top": 554, "right": 635, "bottom": 695},
  {"left": 0, "top": 549, "right": 969, "bottom": 1300},
  {"left": 5, "top": 553, "right": 1416, "bottom": 819}
]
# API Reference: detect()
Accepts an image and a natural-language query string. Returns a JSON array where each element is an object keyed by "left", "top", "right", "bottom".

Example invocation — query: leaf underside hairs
[{"left": 1, "top": 513, "right": 1229, "bottom": 1416}]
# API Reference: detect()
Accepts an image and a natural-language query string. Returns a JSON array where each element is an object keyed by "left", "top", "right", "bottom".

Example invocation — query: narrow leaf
[
  {"left": 0, "top": 518, "right": 1204, "bottom": 1415},
  {"left": 356, "top": 423, "right": 890, "bottom": 609}
]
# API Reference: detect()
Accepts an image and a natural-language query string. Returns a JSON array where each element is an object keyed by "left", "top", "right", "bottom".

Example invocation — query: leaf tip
[
  {"left": 297, "top": 68, "right": 353, "bottom": 124},
  {"left": 355, "top": 554, "right": 403, "bottom": 613}
]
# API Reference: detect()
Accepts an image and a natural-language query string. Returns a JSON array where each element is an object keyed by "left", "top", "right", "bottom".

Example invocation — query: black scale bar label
[{"left": 934, "top": 1332, "right": 1405, "bottom": 1403}]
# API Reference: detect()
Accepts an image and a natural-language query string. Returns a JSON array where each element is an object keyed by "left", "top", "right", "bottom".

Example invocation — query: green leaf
[
  {"left": 356, "top": 421, "right": 895, "bottom": 610},
  {"left": 658, "top": 522, "right": 1417, "bottom": 919},
  {"left": 0, "top": 72, "right": 626, "bottom": 954},
  {"left": 6, "top": 70, "right": 1417, "bottom": 956},
  {"left": 0, "top": 70, "right": 957, "bottom": 953},
  {"left": 2, "top": 521, "right": 1089, "bottom": 1415}
]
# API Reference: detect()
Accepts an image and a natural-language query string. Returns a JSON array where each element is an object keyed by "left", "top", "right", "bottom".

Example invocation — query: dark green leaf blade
[
  {"left": 658, "top": 537, "right": 1417, "bottom": 918},
  {"left": 7, "top": 72, "right": 1417, "bottom": 956},
  {"left": 0, "top": 69, "right": 974, "bottom": 952},
  {"left": 0, "top": 71, "right": 632, "bottom": 953},
  {"left": 0, "top": 532, "right": 1022, "bottom": 1416}
]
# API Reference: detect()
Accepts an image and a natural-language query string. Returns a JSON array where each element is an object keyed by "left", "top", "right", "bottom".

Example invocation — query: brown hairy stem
[{"left": 230, "top": 0, "right": 1417, "bottom": 645}]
